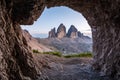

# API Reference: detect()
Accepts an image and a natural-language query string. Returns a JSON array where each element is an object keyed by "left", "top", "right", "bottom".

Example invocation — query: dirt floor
[{"left": 34, "top": 54, "right": 112, "bottom": 80}]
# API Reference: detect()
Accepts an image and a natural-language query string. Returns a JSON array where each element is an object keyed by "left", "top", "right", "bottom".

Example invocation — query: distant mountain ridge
[
  {"left": 38, "top": 37, "right": 92, "bottom": 54},
  {"left": 48, "top": 23, "right": 90, "bottom": 39},
  {"left": 22, "top": 24, "right": 92, "bottom": 54},
  {"left": 37, "top": 24, "right": 93, "bottom": 54}
]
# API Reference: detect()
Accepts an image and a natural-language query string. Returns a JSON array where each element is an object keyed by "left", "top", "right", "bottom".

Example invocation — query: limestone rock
[
  {"left": 48, "top": 28, "right": 56, "bottom": 38},
  {"left": 78, "top": 31, "right": 83, "bottom": 38},
  {"left": 56, "top": 24, "right": 66, "bottom": 38},
  {"left": 48, "top": 24, "right": 87, "bottom": 39},
  {"left": 67, "top": 25, "right": 78, "bottom": 38}
]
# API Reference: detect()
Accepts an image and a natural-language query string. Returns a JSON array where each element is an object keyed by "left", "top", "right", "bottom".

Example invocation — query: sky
[{"left": 21, "top": 6, "right": 91, "bottom": 38}]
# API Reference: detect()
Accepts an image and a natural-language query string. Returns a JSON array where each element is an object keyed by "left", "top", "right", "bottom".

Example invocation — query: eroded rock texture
[
  {"left": 48, "top": 28, "right": 56, "bottom": 38},
  {"left": 67, "top": 25, "right": 78, "bottom": 38},
  {"left": 56, "top": 24, "right": 66, "bottom": 38},
  {"left": 0, "top": 0, "right": 44, "bottom": 80},
  {"left": 0, "top": 0, "right": 120, "bottom": 80}
]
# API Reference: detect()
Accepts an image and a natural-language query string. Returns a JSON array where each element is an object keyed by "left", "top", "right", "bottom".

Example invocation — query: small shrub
[
  {"left": 33, "top": 49, "right": 39, "bottom": 53},
  {"left": 64, "top": 52, "right": 92, "bottom": 58},
  {"left": 43, "top": 51, "right": 62, "bottom": 57}
]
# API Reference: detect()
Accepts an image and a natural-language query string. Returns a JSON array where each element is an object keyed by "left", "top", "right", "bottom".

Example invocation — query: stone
[
  {"left": 67, "top": 25, "right": 78, "bottom": 38},
  {"left": 48, "top": 24, "right": 87, "bottom": 39},
  {"left": 0, "top": 0, "right": 41, "bottom": 79},
  {"left": 23, "top": 30, "right": 53, "bottom": 52},
  {"left": 48, "top": 28, "right": 56, "bottom": 38},
  {"left": 56, "top": 23, "right": 66, "bottom": 38},
  {"left": 78, "top": 31, "right": 83, "bottom": 38}
]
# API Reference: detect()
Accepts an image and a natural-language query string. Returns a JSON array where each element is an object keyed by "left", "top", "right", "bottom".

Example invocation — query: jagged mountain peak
[
  {"left": 48, "top": 27, "right": 56, "bottom": 38},
  {"left": 48, "top": 23, "right": 90, "bottom": 39},
  {"left": 67, "top": 25, "right": 78, "bottom": 38},
  {"left": 57, "top": 24, "right": 66, "bottom": 38}
]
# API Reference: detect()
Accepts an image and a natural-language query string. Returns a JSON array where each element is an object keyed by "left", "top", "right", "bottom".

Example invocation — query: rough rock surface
[
  {"left": 48, "top": 28, "right": 56, "bottom": 38},
  {"left": 78, "top": 31, "right": 83, "bottom": 38},
  {"left": 0, "top": 1, "right": 42, "bottom": 79},
  {"left": 67, "top": 25, "right": 78, "bottom": 38},
  {"left": 0, "top": 0, "right": 120, "bottom": 80},
  {"left": 56, "top": 24, "right": 66, "bottom": 38}
]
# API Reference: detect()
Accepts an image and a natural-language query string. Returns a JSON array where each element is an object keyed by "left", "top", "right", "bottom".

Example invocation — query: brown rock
[
  {"left": 48, "top": 28, "right": 56, "bottom": 38},
  {"left": 67, "top": 25, "right": 78, "bottom": 38},
  {"left": 0, "top": 1, "right": 43, "bottom": 79},
  {"left": 56, "top": 24, "right": 66, "bottom": 38},
  {"left": 23, "top": 30, "right": 53, "bottom": 52}
]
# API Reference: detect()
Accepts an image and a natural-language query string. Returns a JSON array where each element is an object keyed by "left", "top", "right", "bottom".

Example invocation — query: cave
[{"left": 0, "top": 0, "right": 120, "bottom": 80}]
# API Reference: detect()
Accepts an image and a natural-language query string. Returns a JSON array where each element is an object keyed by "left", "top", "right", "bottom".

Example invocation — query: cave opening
[
  {"left": 21, "top": 6, "right": 93, "bottom": 56},
  {"left": 20, "top": 6, "right": 95, "bottom": 79}
]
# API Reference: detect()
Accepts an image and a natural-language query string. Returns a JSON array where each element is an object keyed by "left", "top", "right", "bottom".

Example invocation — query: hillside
[
  {"left": 22, "top": 30, "right": 53, "bottom": 52},
  {"left": 37, "top": 37, "right": 92, "bottom": 54}
]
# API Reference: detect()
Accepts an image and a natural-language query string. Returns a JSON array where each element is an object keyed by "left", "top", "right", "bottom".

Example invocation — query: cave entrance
[
  {"left": 21, "top": 6, "right": 93, "bottom": 56},
  {"left": 21, "top": 7, "right": 94, "bottom": 79}
]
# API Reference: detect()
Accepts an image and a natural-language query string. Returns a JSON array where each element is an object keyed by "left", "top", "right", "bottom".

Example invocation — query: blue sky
[{"left": 21, "top": 6, "right": 91, "bottom": 38}]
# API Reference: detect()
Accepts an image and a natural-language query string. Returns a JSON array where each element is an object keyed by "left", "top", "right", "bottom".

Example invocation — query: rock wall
[
  {"left": 0, "top": 0, "right": 120, "bottom": 79},
  {"left": 48, "top": 28, "right": 56, "bottom": 38},
  {"left": 67, "top": 25, "right": 78, "bottom": 38},
  {"left": 0, "top": 0, "right": 44, "bottom": 80},
  {"left": 56, "top": 24, "right": 66, "bottom": 38}
]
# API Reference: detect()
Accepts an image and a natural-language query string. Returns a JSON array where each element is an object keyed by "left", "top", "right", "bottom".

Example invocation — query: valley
[{"left": 46, "top": 24, "right": 92, "bottom": 54}]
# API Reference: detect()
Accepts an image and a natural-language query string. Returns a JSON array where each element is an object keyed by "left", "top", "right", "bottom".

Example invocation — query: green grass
[
  {"left": 32, "top": 49, "right": 62, "bottom": 57},
  {"left": 32, "top": 49, "right": 40, "bottom": 53},
  {"left": 43, "top": 51, "right": 62, "bottom": 57},
  {"left": 63, "top": 52, "right": 93, "bottom": 58},
  {"left": 32, "top": 49, "right": 92, "bottom": 58}
]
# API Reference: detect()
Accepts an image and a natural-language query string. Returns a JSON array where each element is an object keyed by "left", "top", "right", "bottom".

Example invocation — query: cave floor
[{"left": 34, "top": 54, "right": 112, "bottom": 80}]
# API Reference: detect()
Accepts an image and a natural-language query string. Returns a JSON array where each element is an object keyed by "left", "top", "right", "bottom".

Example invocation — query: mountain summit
[
  {"left": 56, "top": 23, "right": 66, "bottom": 38},
  {"left": 48, "top": 23, "right": 90, "bottom": 39},
  {"left": 67, "top": 25, "right": 78, "bottom": 38},
  {"left": 48, "top": 27, "right": 56, "bottom": 38}
]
